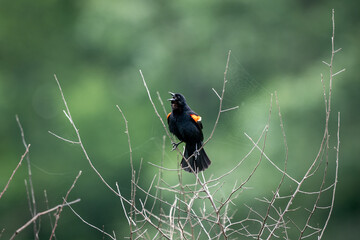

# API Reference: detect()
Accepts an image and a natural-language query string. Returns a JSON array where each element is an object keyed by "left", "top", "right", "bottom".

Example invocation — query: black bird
[{"left": 167, "top": 92, "right": 211, "bottom": 173}]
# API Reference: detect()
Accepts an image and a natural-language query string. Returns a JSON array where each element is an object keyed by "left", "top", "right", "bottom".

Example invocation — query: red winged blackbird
[{"left": 167, "top": 92, "right": 211, "bottom": 173}]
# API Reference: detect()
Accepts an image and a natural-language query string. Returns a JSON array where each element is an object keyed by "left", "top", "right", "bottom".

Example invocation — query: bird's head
[{"left": 168, "top": 92, "right": 186, "bottom": 111}]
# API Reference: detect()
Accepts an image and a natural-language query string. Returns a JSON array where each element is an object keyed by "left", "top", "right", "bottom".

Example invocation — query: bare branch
[
  {"left": 16, "top": 115, "right": 39, "bottom": 239},
  {"left": 322, "top": 61, "right": 330, "bottom": 66},
  {"left": 139, "top": 70, "right": 175, "bottom": 145},
  {"left": 220, "top": 106, "right": 239, "bottom": 113},
  {"left": 257, "top": 92, "right": 288, "bottom": 239},
  {"left": 116, "top": 182, "right": 134, "bottom": 227},
  {"left": 44, "top": 190, "right": 57, "bottom": 240},
  {"left": 203, "top": 50, "right": 231, "bottom": 147},
  {"left": 48, "top": 131, "right": 79, "bottom": 144},
  {"left": 116, "top": 105, "right": 137, "bottom": 238},
  {"left": 220, "top": 94, "right": 273, "bottom": 215},
  {"left": 332, "top": 68, "right": 346, "bottom": 77},
  {"left": 318, "top": 112, "right": 340, "bottom": 239},
  {"left": 52, "top": 75, "right": 121, "bottom": 198},
  {"left": 10, "top": 199, "right": 81, "bottom": 240},
  {"left": 245, "top": 133, "right": 299, "bottom": 184},
  {"left": 49, "top": 170, "right": 82, "bottom": 240},
  {"left": 0, "top": 144, "right": 30, "bottom": 199},
  {"left": 266, "top": 9, "right": 341, "bottom": 239},
  {"left": 156, "top": 91, "right": 168, "bottom": 117},
  {"left": 212, "top": 88, "right": 221, "bottom": 100},
  {"left": 63, "top": 198, "right": 116, "bottom": 240}
]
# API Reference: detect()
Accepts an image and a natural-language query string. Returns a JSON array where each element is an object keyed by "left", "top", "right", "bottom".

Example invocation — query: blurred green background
[{"left": 1, "top": 0, "right": 359, "bottom": 239}]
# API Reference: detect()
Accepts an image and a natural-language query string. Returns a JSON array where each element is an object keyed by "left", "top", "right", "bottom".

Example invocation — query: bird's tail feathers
[{"left": 181, "top": 142, "right": 211, "bottom": 173}]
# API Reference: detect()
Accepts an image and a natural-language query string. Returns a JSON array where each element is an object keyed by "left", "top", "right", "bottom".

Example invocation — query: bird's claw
[
  {"left": 194, "top": 145, "right": 201, "bottom": 160},
  {"left": 194, "top": 150, "right": 200, "bottom": 160},
  {"left": 171, "top": 141, "right": 182, "bottom": 151}
]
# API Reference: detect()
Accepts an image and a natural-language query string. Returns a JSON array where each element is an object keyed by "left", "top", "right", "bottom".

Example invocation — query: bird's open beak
[{"left": 168, "top": 92, "right": 176, "bottom": 101}]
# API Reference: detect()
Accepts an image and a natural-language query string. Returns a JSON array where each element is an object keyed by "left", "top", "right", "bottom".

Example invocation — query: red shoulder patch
[
  {"left": 190, "top": 114, "right": 202, "bottom": 123},
  {"left": 167, "top": 112, "right": 171, "bottom": 119}
]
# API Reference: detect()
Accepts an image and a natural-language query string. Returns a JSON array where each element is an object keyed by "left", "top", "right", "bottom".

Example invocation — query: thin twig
[
  {"left": 116, "top": 105, "right": 136, "bottom": 238},
  {"left": 10, "top": 199, "right": 81, "bottom": 240},
  {"left": 156, "top": 91, "right": 168, "bottom": 117},
  {"left": 0, "top": 228, "right": 5, "bottom": 239},
  {"left": 0, "top": 144, "right": 30, "bottom": 199},
  {"left": 245, "top": 135, "right": 299, "bottom": 184},
  {"left": 139, "top": 70, "right": 175, "bottom": 145},
  {"left": 44, "top": 190, "right": 57, "bottom": 240},
  {"left": 116, "top": 182, "right": 135, "bottom": 226},
  {"left": 53, "top": 75, "right": 171, "bottom": 239},
  {"left": 220, "top": 106, "right": 239, "bottom": 113},
  {"left": 220, "top": 94, "right": 273, "bottom": 215},
  {"left": 48, "top": 131, "right": 79, "bottom": 144},
  {"left": 16, "top": 115, "right": 39, "bottom": 239},
  {"left": 318, "top": 112, "right": 340, "bottom": 239},
  {"left": 64, "top": 198, "right": 116, "bottom": 240},
  {"left": 207, "top": 125, "right": 268, "bottom": 184},
  {"left": 203, "top": 50, "right": 232, "bottom": 147},
  {"left": 49, "top": 170, "right": 82, "bottom": 240},
  {"left": 257, "top": 92, "right": 288, "bottom": 239},
  {"left": 53, "top": 74, "right": 121, "bottom": 197},
  {"left": 266, "top": 9, "right": 342, "bottom": 239}
]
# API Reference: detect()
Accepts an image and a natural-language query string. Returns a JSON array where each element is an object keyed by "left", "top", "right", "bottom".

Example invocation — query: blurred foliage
[{"left": 0, "top": 0, "right": 359, "bottom": 239}]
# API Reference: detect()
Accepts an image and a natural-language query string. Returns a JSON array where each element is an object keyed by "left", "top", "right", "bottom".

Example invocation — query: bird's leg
[
  {"left": 171, "top": 141, "right": 183, "bottom": 151},
  {"left": 194, "top": 143, "right": 201, "bottom": 160}
]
